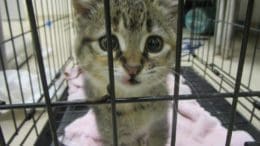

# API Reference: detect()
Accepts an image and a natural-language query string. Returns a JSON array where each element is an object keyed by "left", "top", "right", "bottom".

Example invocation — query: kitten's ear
[
  {"left": 149, "top": 0, "right": 178, "bottom": 19},
  {"left": 155, "top": 0, "right": 178, "bottom": 14},
  {"left": 153, "top": 0, "right": 178, "bottom": 27},
  {"left": 72, "top": 0, "right": 90, "bottom": 15}
]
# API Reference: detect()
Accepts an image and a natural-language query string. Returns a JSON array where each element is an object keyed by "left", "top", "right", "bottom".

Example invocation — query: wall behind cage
[
  {"left": 237, "top": 0, "right": 260, "bottom": 25},
  {"left": 0, "top": 0, "right": 70, "bottom": 20}
]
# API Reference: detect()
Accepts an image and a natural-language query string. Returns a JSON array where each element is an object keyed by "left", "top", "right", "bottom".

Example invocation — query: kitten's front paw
[{"left": 138, "top": 134, "right": 148, "bottom": 146}]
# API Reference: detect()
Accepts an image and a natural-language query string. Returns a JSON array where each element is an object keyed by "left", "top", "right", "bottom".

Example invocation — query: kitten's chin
[{"left": 120, "top": 75, "right": 141, "bottom": 86}]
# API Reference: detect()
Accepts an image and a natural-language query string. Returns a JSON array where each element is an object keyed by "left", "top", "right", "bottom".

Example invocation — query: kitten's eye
[
  {"left": 145, "top": 35, "right": 164, "bottom": 53},
  {"left": 99, "top": 35, "right": 119, "bottom": 51}
]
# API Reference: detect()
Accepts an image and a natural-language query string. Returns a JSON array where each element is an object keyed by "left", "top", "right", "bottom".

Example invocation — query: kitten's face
[{"left": 73, "top": 0, "right": 177, "bottom": 91}]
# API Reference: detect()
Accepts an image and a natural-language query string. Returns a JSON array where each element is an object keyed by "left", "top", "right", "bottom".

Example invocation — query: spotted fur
[{"left": 73, "top": 0, "right": 178, "bottom": 145}]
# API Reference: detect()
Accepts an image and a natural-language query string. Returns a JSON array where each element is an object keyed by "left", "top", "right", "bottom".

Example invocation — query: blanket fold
[{"left": 60, "top": 67, "right": 254, "bottom": 146}]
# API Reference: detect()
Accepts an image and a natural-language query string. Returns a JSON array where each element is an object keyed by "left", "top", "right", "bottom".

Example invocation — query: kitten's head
[{"left": 73, "top": 0, "right": 178, "bottom": 91}]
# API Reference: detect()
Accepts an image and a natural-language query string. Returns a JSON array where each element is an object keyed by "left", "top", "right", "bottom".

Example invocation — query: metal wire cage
[{"left": 0, "top": 0, "right": 259, "bottom": 146}]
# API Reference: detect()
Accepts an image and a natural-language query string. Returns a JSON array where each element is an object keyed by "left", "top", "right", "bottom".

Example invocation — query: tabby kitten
[{"left": 73, "top": 0, "right": 178, "bottom": 145}]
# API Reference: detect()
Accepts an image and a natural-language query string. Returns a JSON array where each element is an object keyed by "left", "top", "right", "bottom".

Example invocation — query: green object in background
[{"left": 185, "top": 8, "right": 215, "bottom": 34}]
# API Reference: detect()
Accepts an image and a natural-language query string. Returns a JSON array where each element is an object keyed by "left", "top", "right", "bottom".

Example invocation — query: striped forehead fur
[{"left": 73, "top": 0, "right": 178, "bottom": 34}]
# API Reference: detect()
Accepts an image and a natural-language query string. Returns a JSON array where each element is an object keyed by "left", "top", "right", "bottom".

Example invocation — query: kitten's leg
[
  {"left": 137, "top": 134, "right": 149, "bottom": 146},
  {"left": 147, "top": 119, "right": 169, "bottom": 146}
]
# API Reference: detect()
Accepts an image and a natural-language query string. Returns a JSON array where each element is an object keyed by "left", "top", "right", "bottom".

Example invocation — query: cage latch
[
  {"left": 245, "top": 142, "right": 260, "bottom": 146},
  {"left": 253, "top": 101, "right": 260, "bottom": 110},
  {"left": 0, "top": 100, "right": 5, "bottom": 105}
]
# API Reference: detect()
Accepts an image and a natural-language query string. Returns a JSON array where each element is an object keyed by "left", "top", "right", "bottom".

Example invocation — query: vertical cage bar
[
  {"left": 103, "top": 0, "right": 118, "bottom": 146},
  {"left": 16, "top": 0, "right": 39, "bottom": 135},
  {"left": 38, "top": 0, "right": 59, "bottom": 102},
  {"left": 0, "top": 45, "right": 18, "bottom": 132},
  {"left": 56, "top": 0, "right": 66, "bottom": 68},
  {"left": 225, "top": 0, "right": 254, "bottom": 145},
  {"left": 190, "top": 1, "right": 197, "bottom": 65},
  {"left": 55, "top": 0, "right": 66, "bottom": 66},
  {"left": 30, "top": 0, "right": 44, "bottom": 102},
  {"left": 39, "top": 0, "right": 53, "bottom": 82},
  {"left": 0, "top": 126, "right": 5, "bottom": 146},
  {"left": 67, "top": 0, "right": 73, "bottom": 59},
  {"left": 0, "top": 11, "right": 6, "bottom": 70},
  {"left": 216, "top": 0, "right": 226, "bottom": 55},
  {"left": 171, "top": 0, "right": 184, "bottom": 146},
  {"left": 220, "top": 0, "right": 231, "bottom": 63},
  {"left": 66, "top": 0, "right": 73, "bottom": 59},
  {"left": 59, "top": 0, "right": 68, "bottom": 65},
  {"left": 198, "top": 2, "right": 204, "bottom": 60},
  {"left": 3, "top": 0, "right": 29, "bottom": 118},
  {"left": 45, "top": 0, "right": 59, "bottom": 77},
  {"left": 211, "top": 0, "right": 222, "bottom": 64},
  {"left": 247, "top": 34, "right": 258, "bottom": 87},
  {"left": 66, "top": 2, "right": 72, "bottom": 59},
  {"left": 224, "top": 0, "right": 235, "bottom": 59},
  {"left": 50, "top": 0, "right": 62, "bottom": 70},
  {"left": 60, "top": 0, "right": 68, "bottom": 62},
  {"left": 64, "top": 0, "right": 70, "bottom": 63},
  {"left": 25, "top": 0, "right": 59, "bottom": 145},
  {"left": 228, "top": 37, "right": 235, "bottom": 74}
]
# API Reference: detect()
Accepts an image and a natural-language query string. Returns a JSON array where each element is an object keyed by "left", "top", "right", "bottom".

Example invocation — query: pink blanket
[{"left": 60, "top": 66, "right": 254, "bottom": 146}]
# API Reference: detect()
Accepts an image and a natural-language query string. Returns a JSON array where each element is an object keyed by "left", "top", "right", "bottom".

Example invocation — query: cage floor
[
  {"left": 182, "top": 67, "right": 260, "bottom": 140},
  {"left": 35, "top": 67, "right": 259, "bottom": 146}
]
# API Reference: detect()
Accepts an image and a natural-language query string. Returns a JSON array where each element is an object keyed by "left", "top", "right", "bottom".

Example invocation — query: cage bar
[
  {"left": 103, "top": 0, "right": 118, "bottom": 145},
  {"left": 1, "top": 92, "right": 259, "bottom": 110},
  {"left": 0, "top": 0, "right": 259, "bottom": 145},
  {"left": 0, "top": 125, "right": 6, "bottom": 145},
  {"left": 25, "top": 0, "right": 58, "bottom": 145},
  {"left": 3, "top": 0, "right": 30, "bottom": 123},
  {"left": 225, "top": 0, "right": 255, "bottom": 145},
  {"left": 171, "top": 0, "right": 184, "bottom": 145}
]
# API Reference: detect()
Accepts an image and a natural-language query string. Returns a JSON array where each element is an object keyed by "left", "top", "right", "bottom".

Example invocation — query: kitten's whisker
[{"left": 145, "top": 67, "right": 199, "bottom": 97}]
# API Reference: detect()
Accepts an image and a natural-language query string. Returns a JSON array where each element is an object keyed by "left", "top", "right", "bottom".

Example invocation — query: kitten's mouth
[
  {"left": 122, "top": 75, "right": 141, "bottom": 85},
  {"left": 128, "top": 77, "right": 141, "bottom": 85}
]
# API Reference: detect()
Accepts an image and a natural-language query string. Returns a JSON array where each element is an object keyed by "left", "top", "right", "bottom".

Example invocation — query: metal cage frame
[{"left": 0, "top": 0, "right": 259, "bottom": 146}]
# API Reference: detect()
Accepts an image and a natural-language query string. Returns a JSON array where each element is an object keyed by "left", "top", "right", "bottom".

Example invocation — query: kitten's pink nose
[{"left": 124, "top": 64, "right": 142, "bottom": 76}]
